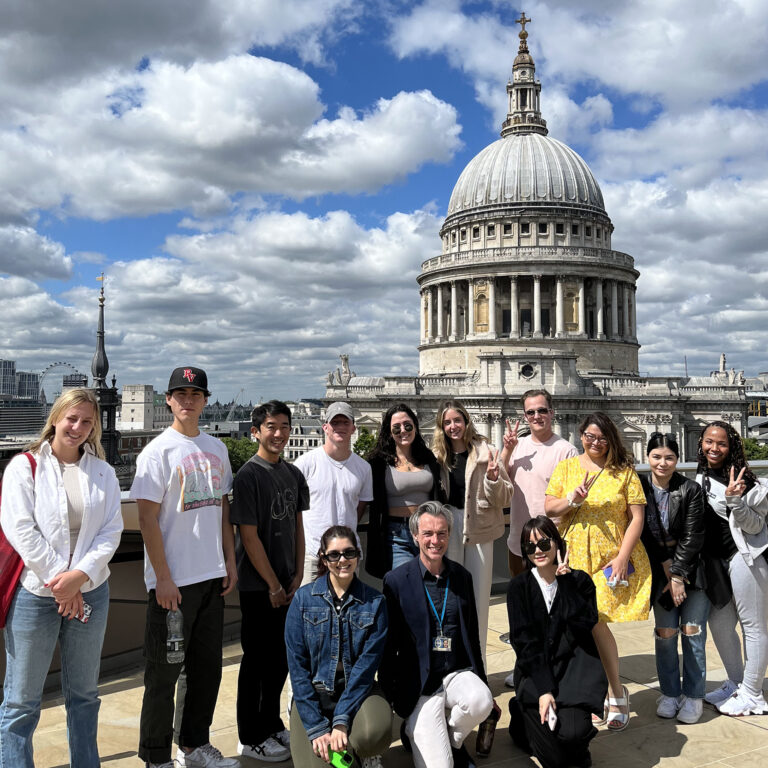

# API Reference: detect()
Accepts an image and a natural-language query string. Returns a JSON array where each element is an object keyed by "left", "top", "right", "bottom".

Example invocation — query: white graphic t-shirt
[{"left": 130, "top": 427, "right": 233, "bottom": 590}]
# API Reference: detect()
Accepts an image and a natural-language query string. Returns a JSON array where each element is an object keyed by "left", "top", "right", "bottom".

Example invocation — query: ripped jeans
[{"left": 653, "top": 587, "right": 711, "bottom": 699}]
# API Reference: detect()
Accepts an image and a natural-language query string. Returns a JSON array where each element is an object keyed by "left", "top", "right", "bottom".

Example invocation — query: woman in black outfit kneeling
[{"left": 507, "top": 516, "right": 607, "bottom": 768}]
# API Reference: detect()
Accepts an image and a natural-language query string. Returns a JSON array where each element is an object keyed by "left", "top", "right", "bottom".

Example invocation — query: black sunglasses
[
  {"left": 391, "top": 423, "right": 415, "bottom": 435},
  {"left": 321, "top": 547, "right": 360, "bottom": 563},
  {"left": 524, "top": 407, "right": 551, "bottom": 417},
  {"left": 523, "top": 537, "right": 553, "bottom": 555}
]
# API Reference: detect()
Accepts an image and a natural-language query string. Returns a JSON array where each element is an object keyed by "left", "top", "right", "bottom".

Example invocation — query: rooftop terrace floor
[{"left": 36, "top": 596, "right": 768, "bottom": 768}]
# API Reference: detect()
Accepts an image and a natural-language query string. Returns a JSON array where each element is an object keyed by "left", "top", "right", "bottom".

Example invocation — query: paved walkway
[{"left": 36, "top": 597, "right": 768, "bottom": 768}]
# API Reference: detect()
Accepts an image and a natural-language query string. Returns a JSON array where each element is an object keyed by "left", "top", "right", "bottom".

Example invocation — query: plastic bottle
[
  {"left": 475, "top": 700, "right": 501, "bottom": 758},
  {"left": 166, "top": 609, "right": 184, "bottom": 663}
]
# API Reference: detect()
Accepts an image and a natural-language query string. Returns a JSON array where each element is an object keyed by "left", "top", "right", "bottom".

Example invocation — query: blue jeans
[
  {"left": 387, "top": 518, "right": 419, "bottom": 571},
  {"left": 653, "top": 587, "right": 711, "bottom": 699},
  {"left": 0, "top": 581, "right": 110, "bottom": 768}
]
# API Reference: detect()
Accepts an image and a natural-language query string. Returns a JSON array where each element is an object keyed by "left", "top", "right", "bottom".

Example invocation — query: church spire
[
  {"left": 91, "top": 273, "right": 109, "bottom": 388},
  {"left": 501, "top": 12, "right": 548, "bottom": 138}
]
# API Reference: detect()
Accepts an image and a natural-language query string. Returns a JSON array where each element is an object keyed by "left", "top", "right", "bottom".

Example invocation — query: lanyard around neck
[{"left": 424, "top": 576, "right": 450, "bottom": 631}]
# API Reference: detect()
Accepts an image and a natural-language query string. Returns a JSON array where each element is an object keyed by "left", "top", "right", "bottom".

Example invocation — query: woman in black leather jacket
[{"left": 639, "top": 432, "right": 708, "bottom": 724}]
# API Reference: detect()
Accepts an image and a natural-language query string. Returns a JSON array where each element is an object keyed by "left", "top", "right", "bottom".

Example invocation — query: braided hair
[{"left": 696, "top": 420, "right": 757, "bottom": 490}]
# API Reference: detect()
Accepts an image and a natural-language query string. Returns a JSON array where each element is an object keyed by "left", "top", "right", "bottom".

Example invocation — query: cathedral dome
[{"left": 446, "top": 133, "right": 605, "bottom": 217}]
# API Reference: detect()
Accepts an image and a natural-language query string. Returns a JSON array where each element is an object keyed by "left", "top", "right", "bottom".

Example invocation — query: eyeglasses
[
  {"left": 582, "top": 432, "right": 608, "bottom": 445},
  {"left": 391, "top": 423, "right": 415, "bottom": 435},
  {"left": 524, "top": 407, "right": 551, "bottom": 417},
  {"left": 321, "top": 548, "right": 360, "bottom": 562},
  {"left": 523, "top": 537, "right": 553, "bottom": 555}
]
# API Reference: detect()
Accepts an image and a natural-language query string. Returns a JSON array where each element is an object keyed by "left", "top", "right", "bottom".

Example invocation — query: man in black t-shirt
[{"left": 230, "top": 400, "right": 309, "bottom": 762}]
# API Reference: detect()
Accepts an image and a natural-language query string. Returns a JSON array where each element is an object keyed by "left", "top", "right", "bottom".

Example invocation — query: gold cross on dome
[{"left": 516, "top": 12, "right": 531, "bottom": 32}]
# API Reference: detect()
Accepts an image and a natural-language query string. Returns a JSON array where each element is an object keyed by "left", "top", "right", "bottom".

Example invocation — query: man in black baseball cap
[{"left": 131, "top": 366, "right": 238, "bottom": 767}]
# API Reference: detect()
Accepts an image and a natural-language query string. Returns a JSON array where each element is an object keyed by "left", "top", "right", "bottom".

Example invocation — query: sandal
[{"left": 606, "top": 685, "right": 630, "bottom": 731}]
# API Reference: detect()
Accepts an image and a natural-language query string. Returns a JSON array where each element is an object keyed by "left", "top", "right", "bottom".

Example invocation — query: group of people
[{"left": 0, "top": 372, "right": 766, "bottom": 768}]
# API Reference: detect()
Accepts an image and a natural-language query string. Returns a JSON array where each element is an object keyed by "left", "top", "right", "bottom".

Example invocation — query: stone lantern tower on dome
[{"left": 417, "top": 14, "right": 640, "bottom": 381}]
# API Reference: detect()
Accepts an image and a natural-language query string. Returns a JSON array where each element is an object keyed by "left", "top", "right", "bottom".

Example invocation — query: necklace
[{"left": 397, "top": 456, "right": 415, "bottom": 471}]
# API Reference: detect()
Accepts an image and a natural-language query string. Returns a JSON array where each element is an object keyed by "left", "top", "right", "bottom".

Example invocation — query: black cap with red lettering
[{"left": 166, "top": 366, "right": 211, "bottom": 397}]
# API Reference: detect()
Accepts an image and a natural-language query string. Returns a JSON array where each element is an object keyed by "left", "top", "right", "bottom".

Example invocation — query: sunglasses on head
[
  {"left": 321, "top": 547, "right": 360, "bottom": 563},
  {"left": 523, "top": 537, "right": 553, "bottom": 555},
  {"left": 391, "top": 423, "right": 415, "bottom": 435},
  {"left": 524, "top": 407, "right": 550, "bottom": 417}
]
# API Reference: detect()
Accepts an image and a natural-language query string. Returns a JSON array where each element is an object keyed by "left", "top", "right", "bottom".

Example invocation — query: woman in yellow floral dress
[{"left": 545, "top": 412, "right": 650, "bottom": 732}]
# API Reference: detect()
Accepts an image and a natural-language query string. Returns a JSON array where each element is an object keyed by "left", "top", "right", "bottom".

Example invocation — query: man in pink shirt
[{"left": 501, "top": 389, "right": 578, "bottom": 577}]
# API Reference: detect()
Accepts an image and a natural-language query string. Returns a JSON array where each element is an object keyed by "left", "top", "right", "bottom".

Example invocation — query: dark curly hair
[
  {"left": 697, "top": 420, "right": 757, "bottom": 489},
  {"left": 368, "top": 402, "right": 435, "bottom": 467}
]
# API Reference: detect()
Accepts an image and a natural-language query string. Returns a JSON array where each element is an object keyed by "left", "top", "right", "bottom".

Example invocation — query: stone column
[
  {"left": 610, "top": 280, "right": 619, "bottom": 339},
  {"left": 622, "top": 282, "right": 630, "bottom": 340},
  {"left": 533, "top": 274, "right": 542, "bottom": 337},
  {"left": 488, "top": 277, "right": 497, "bottom": 337},
  {"left": 419, "top": 291, "right": 426, "bottom": 342},
  {"left": 578, "top": 278, "right": 586, "bottom": 336},
  {"left": 555, "top": 275, "right": 565, "bottom": 337},
  {"left": 450, "top": 281, "right": 458, "bottom": 340},
  {"left": 490, "top": 415, "right": 503, "bottom": 447},
  {"left": 468, "top": 279, "right": 475, "bottom": 336},
  {"left": 476, "top": 414, "right": 491, "bottom": 440},
  {"left": 596, "top": 280, "right": 604, "bottom": 339},
  {"left": 509, "top": 276, "right": 519, "bottom": 337},
  {"left": 426, "top": 287, "right": 434, "bottom": 341},
  {"left": 630, "top": 285, "right": 637, "bottom": 340},
  {"left": 436, "top": 283, "right": 444, "bottom": 340},
  {"left": 553, "top": 414, "right": 563, "bottom": 437}
]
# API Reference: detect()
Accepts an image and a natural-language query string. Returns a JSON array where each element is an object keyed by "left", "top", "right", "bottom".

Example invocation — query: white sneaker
[
  {"left": 704, "top": 680, "right": 737, "bottom": 706},
  {"left": 147, "top": 762, "right": 176, "bottom": 768},
  {"left": 677, "top": 696, "right": 703, "bottom": 724},
  {"left": 176, "top": 743, "right": 239, "bottom": 767},
  {"left": 716, "top": 686, "right": 768, "bottom": 717},
  {"left": 656, "top": 694, "right": 682, "bottom": 719},
  {"left": 238, "top": 737, "right": 291, "bottom": 762},
  {"left": 504, "top": 671, "right": 515, "bottom": 689},
  {"left": 362, "top": 756, "right": 383, "bottom": 768},
  {"left": 273, "top": 729, "right": 290, "bottom": 749}
]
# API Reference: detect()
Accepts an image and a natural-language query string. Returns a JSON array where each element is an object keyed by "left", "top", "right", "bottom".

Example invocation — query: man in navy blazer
[{"left": 381, "top": 501, "right": 493, "bottom": 768}]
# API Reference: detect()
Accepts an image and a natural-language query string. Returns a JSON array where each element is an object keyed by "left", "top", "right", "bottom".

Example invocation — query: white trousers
[
  {"left": 406, "top": 670, "right": 493, "bottom": 768},
  {"left": 447, "top": 507, "right": 494, "bottom": 664}
]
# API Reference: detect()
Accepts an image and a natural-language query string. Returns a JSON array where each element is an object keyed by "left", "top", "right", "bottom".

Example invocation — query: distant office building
[
  {"left": 15, "top": 371, "right": 40, "bottom": 401},
  {"left": 118, "top": 384, "right": 173, "bottom": 431},
  {"left": 0, "top": 360, "right": 16, "bottom": 397}
]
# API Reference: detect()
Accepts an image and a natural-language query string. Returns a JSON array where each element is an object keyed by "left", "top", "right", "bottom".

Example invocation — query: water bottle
[
  {"left": 166, "top": 609, "right": 184, "bottom": 663},
  {"left": 475, "top": 700, "right": 501, "bottom": 758}
]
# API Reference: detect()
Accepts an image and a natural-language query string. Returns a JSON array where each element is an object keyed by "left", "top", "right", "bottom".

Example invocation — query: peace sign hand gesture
[
  {"left": 486, "top": 448, "right": 501, "bottom": 481},
  {"left": 503, "top": 418, "right": 520, "bottom": 451},
  {"left": 571, "top": 471, "right": 597, "bottom": 505},
  {"left": 556, "top": 547, "right": 571, "bottom": 577},
  {"left": 725, "top": 466, "right": 747, "bottom": 498}
]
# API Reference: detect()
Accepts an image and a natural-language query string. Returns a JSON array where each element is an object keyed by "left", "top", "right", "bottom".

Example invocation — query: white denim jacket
[{"left": 1, "top": 441, "right": 123, "bottom": 596}]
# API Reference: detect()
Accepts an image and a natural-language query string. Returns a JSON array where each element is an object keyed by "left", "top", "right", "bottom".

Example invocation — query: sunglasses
[
  {"left": 583, "top": 432, "right": 608, "bottom": 445},
  {"left": 523, "top": 537, "right": 553, "bottom": 555},
  {"left": 321, "top": 547, "right": 360, "bottom": 563},
  {"left": 524, "top": 407, "right": 550, "bottom": 417},
  {"left": 391, "top": 423, "right": 415, "bottom": 435}
]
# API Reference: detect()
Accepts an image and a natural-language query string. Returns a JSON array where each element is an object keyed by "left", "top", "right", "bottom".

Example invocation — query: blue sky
[{"left": 1, "top": 0, "right": 768, "bottom": 402}]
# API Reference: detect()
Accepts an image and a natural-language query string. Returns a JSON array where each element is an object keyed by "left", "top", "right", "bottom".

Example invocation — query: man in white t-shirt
[
  {"left": 294, "top": 401, "right": 373, "bottom": 585},
  {"left": 501, "top": 389, "right": 578, "bottom": 576},
  {"left": 131, "top": 366, "right": 238, "bottom": 768}
]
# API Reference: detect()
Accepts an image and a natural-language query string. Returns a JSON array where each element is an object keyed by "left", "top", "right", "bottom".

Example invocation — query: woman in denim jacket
[{"left": 285, "top": 525, "right": 391, "bottom": 768}]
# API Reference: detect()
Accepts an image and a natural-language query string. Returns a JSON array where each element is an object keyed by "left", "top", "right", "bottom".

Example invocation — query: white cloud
[
  {"left": 0, "top": 208, "right": 440, "bottom": 396},
  {"left": 0, "top": 54, "right": 461, "bottom": 220},
  {"left": 0, "top": 226, "right": 72, "bottom": 280}
]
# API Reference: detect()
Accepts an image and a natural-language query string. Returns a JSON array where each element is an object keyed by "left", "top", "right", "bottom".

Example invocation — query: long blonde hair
[
  {"left": 432, "top": 399, "right": 484, "bottom": 470},
  {"left": 27, "top": 388, "right": 104, "bottom": 460}
]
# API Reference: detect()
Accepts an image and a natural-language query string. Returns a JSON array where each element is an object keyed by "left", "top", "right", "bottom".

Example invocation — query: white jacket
[
  {"left": 697, "top": 472, "right": 768, "bottom": 566},
  {"left": 1, "top": 441, "right": 123, "bottom": 596}
]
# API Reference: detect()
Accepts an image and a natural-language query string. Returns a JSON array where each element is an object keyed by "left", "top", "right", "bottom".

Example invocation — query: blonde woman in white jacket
[
  {"left": 0, "top": 388, "right": 123, "bottom": 768},
  {"left": 433, "top": 399, "right": 512, "bottom": 662}
]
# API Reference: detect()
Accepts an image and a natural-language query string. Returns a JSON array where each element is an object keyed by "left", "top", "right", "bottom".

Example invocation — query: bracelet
[
  {"left": 269, "top": 586, "right": 285, "bottom": 596},
  {"left": 670, "top": 576, "right": 684, "bottom": 584},
  {"left": 566, "top": 491, "right": 583, "bottom": 508}
]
